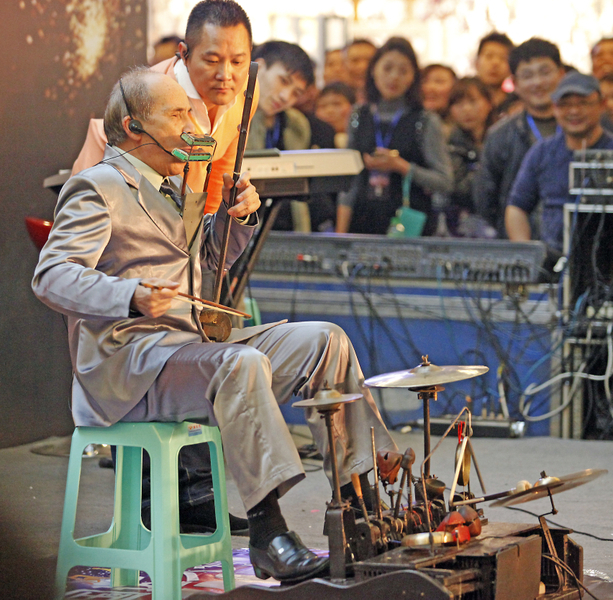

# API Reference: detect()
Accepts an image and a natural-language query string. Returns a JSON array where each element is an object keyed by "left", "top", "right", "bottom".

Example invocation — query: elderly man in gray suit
[{"left": 32, "top": 68, "right": 396, "bottom": 583}]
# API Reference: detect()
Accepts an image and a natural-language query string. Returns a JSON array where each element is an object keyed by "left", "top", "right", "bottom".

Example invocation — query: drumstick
[{"left": 139, "top": 282, "right": 251, "bottom": 318}]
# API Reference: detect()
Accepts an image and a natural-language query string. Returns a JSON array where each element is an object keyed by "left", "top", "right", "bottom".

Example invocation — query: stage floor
[{"left": 1, "top": 427, "right": 612, "bottom": 598}]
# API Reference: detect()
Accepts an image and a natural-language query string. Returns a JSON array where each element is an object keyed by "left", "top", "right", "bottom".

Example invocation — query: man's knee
[
  {"left": 214, "top": 345, "right": 272, "bottom": 388},
  {"left": 299, "top": 321, "right": 349, "bottom": 350},
  {"left": 317, "top": 322, "right": 351, "bottom": 358}
]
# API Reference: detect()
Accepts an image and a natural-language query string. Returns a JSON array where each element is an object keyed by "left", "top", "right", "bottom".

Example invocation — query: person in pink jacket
[{"left": 71, "top": 0, "right": 259, "bottom": 216}]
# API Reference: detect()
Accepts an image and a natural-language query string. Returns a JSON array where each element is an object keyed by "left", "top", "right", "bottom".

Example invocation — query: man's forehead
[
  {"left": 286, "top": 70, "right": 308, "bottom": 91},
  {"left": 319, "top": 92, "right": 347, "bottom": 103},
  {"left": 347, "top": 44, "right": 375, "bottom": 57},
  {"left": 594, "top": 40, "right": 613, "bottom": 56},
  {"left": 480, "top": 41, "right": 509, "bottom": 55},
  {"left": 516, "top": 56, "right": 557, "bottom": 71},
  {"left": 193, "top": 23, "right": 251, "bottom": 53},
  {"left": 266, "top": 62, "right": 306, "bottom": 87},
  {"left": 149, "top": 77, "right": 190, "bottom": 110}
]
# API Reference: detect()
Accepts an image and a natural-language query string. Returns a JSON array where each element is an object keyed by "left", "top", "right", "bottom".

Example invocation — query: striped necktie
[{"left": 160, "top": 179, "right": 183, "bottom": 215}]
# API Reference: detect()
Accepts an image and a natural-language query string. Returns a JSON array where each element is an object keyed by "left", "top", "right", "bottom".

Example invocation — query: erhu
[{"left": 199, "top": 61, "right": 259, "bottom": 341}]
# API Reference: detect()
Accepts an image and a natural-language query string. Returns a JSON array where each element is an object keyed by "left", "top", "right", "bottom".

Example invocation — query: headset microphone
[
  {"left": 128, "top": 119, "right": 145, "bottom": 134},
  {"left": 137, "top": 127, "right": 184, "bottom": 159}
]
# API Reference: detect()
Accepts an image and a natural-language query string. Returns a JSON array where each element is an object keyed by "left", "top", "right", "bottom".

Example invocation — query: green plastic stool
[{"left": 55, "top": 421, "right": 235, "bottom": 599}]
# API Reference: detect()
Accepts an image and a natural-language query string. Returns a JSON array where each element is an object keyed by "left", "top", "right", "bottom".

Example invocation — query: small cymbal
[
  {"left": 401, "top": 531, "right": 455, "bottom": 548},
  {"left": 293, "top": 388, "right": 362, "bottom": 410},
  {"left": 490, "top": 468, "right": 608, "bottom": 507},
  {"left": 365, "top": 363, "right": 489, "bottom": 389}
]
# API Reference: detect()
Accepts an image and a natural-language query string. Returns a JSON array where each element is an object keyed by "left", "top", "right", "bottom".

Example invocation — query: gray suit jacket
[{"left": 33, "top": 146, "right": 272, "bottom": 426}]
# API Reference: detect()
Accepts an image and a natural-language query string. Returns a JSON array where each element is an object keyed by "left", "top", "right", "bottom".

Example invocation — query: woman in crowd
[
  {"left": 336, "top": 37, "right": 453, "bottom": 235},
  {"left": 446, "top": 77, "right": 496, "bottom": 237},
  {"left": 421, "top": 63, "right": 457, "bottom": 138}
]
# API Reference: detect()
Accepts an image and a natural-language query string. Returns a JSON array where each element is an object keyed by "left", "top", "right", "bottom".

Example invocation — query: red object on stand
[{"left": 25, "top": 216, "right": 53, "bottom": 250}]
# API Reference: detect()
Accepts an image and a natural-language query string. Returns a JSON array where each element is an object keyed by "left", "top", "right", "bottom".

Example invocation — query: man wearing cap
[{"left": 505, "top": 72, "right": 613, "bottom": 258}]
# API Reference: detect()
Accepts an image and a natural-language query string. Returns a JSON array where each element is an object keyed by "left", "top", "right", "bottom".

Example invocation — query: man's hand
[
  {"left": 222, "top": 172, "right": 261, "bottom": 219},
  {"left": 131, "top": 277, "right": 179, "bottom": 318}
]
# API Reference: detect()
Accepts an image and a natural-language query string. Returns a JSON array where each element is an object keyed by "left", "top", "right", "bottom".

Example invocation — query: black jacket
[
  {"left": 447, "top": 126, "right": 480, "bottom": 214},
  {"left": 348, "top": 104, "right": 434, "bottom": 235},
  {"left": 473, "top": 110, "right": 533, "bottom": 236}
]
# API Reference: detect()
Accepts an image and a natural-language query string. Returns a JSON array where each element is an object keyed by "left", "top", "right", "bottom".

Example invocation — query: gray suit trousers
[{"left": 122, "top": 321, "right": 396, "bottom": 511}]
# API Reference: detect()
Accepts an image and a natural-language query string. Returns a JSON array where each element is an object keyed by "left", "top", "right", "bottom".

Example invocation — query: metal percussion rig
[
  {"left": 292, "top": 358, "right": 607, "bottom": 600},
  {"left": 196, "top": 357, "right": 608, "bottom": 600}
]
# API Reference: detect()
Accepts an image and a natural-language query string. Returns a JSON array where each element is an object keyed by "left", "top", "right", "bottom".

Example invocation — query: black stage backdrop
[{"left": 0, "top": 0, "right": 147, "bottom": 447}]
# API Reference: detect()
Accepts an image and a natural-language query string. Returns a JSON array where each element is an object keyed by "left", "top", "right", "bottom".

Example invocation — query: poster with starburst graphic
[{"left": 0, "top": 0, "right": 147, "bottom": 450}]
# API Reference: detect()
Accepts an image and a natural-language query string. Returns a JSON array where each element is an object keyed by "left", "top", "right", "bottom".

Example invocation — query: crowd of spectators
[{"left": 149, "top": 29, "right": 613, "bottom": 257}]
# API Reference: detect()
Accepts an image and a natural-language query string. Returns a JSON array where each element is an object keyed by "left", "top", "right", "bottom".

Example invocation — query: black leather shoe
[{"left": 249, "top": 531, "right": 329, "bottom": 583}]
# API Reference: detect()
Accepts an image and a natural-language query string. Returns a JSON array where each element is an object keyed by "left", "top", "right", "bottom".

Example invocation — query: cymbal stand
[
  {"left": 538, "top": 476, "right": 565, "bottom": 592},
  {"left": 412, "top": 385, "right": 444, "bottom": 479},
  {"left": 319, "top": 403, "right": 351, "bottom": 581},
  {"left": 447, "top": 410, "right": 487, "bottom": 508},
  {"left": 419, "top": 406, "right": 471, "bottom": 531}
]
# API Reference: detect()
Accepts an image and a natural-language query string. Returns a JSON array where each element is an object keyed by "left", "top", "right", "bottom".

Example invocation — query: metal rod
[
  {"left": 467, "top": 437, "right": 487, "bottom": 494},
  {"left": 421, "top": 392, "right": 432, "bottom": 478},
  {"left": 407, "top": 465, "right": 413, "bottom": 516},
  {"left": 226, "top": 199, "right": 284, "bottom": 306},
  {"left": 370, "top": 427, "right": 383, "bottom": 521},
  {"left": 393, "top": 469, "right": 408, "bottom": 519},
  {"left": 448, "top": 436, "right": 469, "bottom": 509},
  {"left": 450, "top": 489, "right": 514, "bottom": 506},
  {"left": 539, "top": 514, "right": 565, "bottom": 591},
  {"left": 351, "top": 473, "right": 370, "bottom": 522},
  {"left": 201, "top": 140, "right": 218, "bottom": 194},
  {"left": 327, "top": 412, "right": 342, "bottom": 506},
  {"left": 420, "top": 406, "right": 470, "bottom": 486},
  {"left": 419, "top": 407, "right": 472, "bottom": 519},
  {"left": 180, "top": 161, "right": 190, "bottom": 198}
]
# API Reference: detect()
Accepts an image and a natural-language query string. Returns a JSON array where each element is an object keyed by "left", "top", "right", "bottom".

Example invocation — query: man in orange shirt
[{"left": 72, "top": 0, "right": 258, "bottom": 215}]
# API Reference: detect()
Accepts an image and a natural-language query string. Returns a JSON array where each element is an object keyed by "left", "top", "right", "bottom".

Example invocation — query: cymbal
[
  {"left": 293, "top": 388, "right": 362, "bottom": 410},
  {"left": 490, "top": 469, "right": 608, "bottom": 507},
  {"left": 401, "top": 531, "right": 455, "bottom": 548},
  {"left": 365, "top": 363, "right": 489, "bottom": 389}
]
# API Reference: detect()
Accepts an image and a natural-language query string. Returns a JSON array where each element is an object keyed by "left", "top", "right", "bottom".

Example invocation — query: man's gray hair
[{"left": 104, "top": 67, "right": 157, "bottom": 146}]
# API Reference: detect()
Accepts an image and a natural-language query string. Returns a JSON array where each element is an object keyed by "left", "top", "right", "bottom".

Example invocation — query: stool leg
[
  {"left": 110, "top": 445, "right": 145, "bottom": 589},
  {"left": 55, "top": 433, "right": 86, "bottom": 599},
  {"left": 149, "top": 438, "right": 183, "bottom": 600},
  {"left": 208, "top": 438, "right": 235, "bottom": 591}
]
